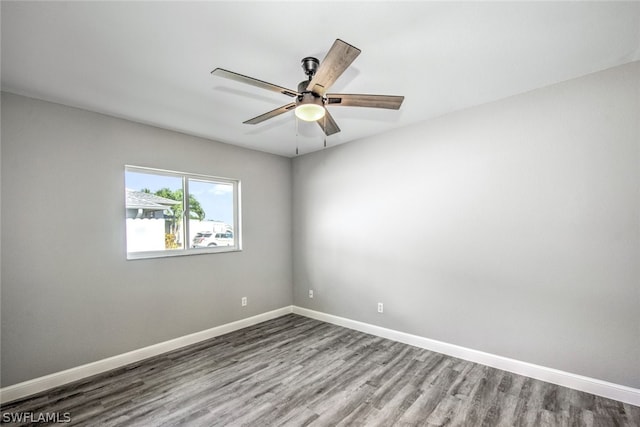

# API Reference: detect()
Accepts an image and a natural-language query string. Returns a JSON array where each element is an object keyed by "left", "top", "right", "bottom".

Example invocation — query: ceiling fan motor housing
[
  {"left": 296, "top": 90, "right": 324, "bottom": 107},
  {"left": 297, "top": 79, "right": 324, "bottom": 97}
]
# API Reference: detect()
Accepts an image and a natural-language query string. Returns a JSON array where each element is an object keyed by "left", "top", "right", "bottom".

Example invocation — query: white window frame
[{"left": 125, "top": 165, "right": 242, "bottom": 260}]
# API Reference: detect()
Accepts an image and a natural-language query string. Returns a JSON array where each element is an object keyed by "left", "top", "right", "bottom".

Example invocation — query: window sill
[{"left": 127, "top": 247, "right": 242, "bottom": 260}]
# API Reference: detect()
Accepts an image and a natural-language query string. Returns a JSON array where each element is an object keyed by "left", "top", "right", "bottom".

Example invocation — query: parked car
[{"left": 192, "top": 231, "right": 234, "bottom": 248}]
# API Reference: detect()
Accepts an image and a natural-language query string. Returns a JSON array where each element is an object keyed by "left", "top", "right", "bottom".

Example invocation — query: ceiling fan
[{"left": 211, "top": 39, "right": 404, "bottom": 136}]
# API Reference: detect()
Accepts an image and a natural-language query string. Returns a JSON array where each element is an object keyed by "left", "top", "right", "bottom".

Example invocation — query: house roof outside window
[{"left": 125, "top": 189, "right": 179, "bottom": 210}]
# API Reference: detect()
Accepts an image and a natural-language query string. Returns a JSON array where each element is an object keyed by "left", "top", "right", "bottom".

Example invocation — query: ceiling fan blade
[
  {"left": 243, "top": 103, "right": 296, "bottom": 125},
  {"left": 306, "top": 39, "right": 361, "bottom": 95},
  {"left": 326, "top": 94, "right": 404, "bottom": 110},
  {"left": 212, "top": 68, "right": 299, "bottom": 98},
  {"left": 316, "top": 109, "right": 341, "bottom": 136}
]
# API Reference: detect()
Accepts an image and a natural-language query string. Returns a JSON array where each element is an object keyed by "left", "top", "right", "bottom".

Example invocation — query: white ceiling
[{"left": 2, "top": 2, "right": 639, "bottom": 157}]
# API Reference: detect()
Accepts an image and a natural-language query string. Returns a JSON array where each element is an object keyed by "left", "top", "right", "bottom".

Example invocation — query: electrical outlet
[
  {"left": 309, "top": 290, "right": 314, "bottom": 298},
  {"left": 377, "top": 302, "right": 384, "bottom": 313},
  {"left": 241, "top": 297, "right": 247, "bottom": 307}
]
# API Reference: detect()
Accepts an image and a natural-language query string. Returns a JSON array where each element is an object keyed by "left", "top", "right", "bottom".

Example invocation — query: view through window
[{"left": 125, "top": 166, "right": 240, "bottom": 259}]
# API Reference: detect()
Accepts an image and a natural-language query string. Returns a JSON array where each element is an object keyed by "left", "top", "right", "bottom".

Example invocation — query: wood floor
[{"left": 1, "top": 314, "right": 638, "bottom": 426}]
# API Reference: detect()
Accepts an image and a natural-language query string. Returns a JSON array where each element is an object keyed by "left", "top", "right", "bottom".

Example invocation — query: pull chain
[
  {"left": 295, "top": 115, "right": 299, "bottom": 156},
  {"left": 323, "top": 111, "right": 327, "bottom": 148}
]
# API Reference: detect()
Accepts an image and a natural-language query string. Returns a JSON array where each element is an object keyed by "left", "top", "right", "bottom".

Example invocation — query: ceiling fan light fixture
[
  {"left": 295, "top": 103, "right": 325, "bottom": 122},
  {"left": 295, "top": 92, "right": 325, "bottom": 122}
]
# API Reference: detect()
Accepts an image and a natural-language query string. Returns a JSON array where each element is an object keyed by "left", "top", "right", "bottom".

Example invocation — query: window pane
[
  {"left": 188, "top": 180, "right": 235, "bottom": 249},
  {"left": 125, "top": 171, "right": 184, "bottom": 253}
]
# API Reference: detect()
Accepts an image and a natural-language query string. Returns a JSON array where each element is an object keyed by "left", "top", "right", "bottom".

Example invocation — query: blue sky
[{"left": 125, "top": 171, "right": 234, "bottom": 225}]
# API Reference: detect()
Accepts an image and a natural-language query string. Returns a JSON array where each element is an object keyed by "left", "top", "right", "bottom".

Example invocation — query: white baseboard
[
  {"left": 292, "top": 306, "right": 640, "bottom": 407},
  {"left": 0, "top": 306, "right": 293, "bottom": 404},
  {"left": 3, "top": 305, "right": 638, "bottom": 407}
]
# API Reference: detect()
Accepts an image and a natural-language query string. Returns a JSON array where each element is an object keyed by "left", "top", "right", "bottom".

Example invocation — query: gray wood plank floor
[{"left": 1, "top": 314, "right": 639, "bottom": 426}]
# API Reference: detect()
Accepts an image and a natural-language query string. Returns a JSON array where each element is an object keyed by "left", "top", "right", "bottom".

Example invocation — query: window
[{"left": 125, "top": 166, "right": 241, "bottom": 259}]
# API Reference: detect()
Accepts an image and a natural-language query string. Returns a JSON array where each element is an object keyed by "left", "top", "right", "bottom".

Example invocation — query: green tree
[
  {"left": 154, "top": 188, "right": 206, "bottom": 222},
  {"left": 152, "top": 188, "right": 206, "bottom": 234},
  {"left": 188, "top": 194, "right": 205, "bottom": 221}
]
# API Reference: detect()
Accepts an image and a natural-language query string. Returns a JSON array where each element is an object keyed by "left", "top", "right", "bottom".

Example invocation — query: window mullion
[{"left": 183, "top": 176, "right": 190, "bottom": 250}]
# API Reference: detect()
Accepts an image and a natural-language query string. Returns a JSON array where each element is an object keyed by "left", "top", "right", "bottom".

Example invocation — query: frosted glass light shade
[{"left": 295, "top": 103, "right": 325, "bottom": 122}]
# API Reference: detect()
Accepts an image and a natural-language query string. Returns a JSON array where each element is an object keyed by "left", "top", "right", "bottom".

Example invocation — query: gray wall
[
  {"left": 2, "top": 61, "right": 639, "bottom": 391},
  {"left": 1, "top": 93, "right": 293, "bottom": 387},
  {"left": 292, "top": 62, "right": 640, "bottom": 388}
]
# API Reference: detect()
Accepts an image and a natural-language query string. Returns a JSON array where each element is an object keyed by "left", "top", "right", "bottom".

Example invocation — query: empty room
[{"left": 1, "top": 1, "right": 639, "bottom": 426}]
